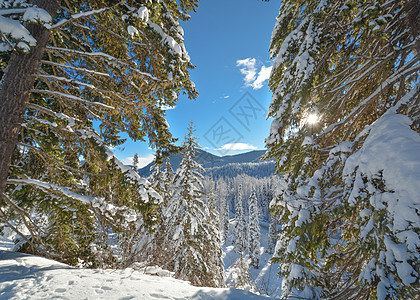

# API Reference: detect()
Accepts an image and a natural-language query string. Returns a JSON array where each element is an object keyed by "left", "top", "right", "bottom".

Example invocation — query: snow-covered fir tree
[
  {"left": 215, "top": 177, "right": 229, "bottom": 243},
  {"left": 160, "top": 123, "right": 224, "bottom": 287},
  {"left": 133, "top": 153, "right": 139, "bottom": 171},
  {"left": 260, "top": 182, "right": 272, "bottom": 222},
  {"left": 266, "top": 214, "right": 277, "bottom": 255},
  {"left": 161, "top": 158, "right": 175, "bottom": 205},
  {"left": 221, "top": 196, "right": 230, "bottom": 244},
  {"left": 0, "top": 0, "right": 198, "bottom": 265},
  {"left": 233, "top": 256, "right": 251, "bottom": 290},
  {"left": 205, "top": 188, "right": 225, "bottom": 286},
  {"left": 248, "top": 191, "right": 260, "bottom": 269},
  {"left": 133, "top": 159, "right": 166, "bottom": 266},
  {"left": 206, "top": 189, "right": 219, "bottom": 229},
  {"left": 135, "top": 157, "right": 176, "bottom": 268},
  {"left": 149, "top": 161, "right": 163, "bottom": 194},
  {"left": 266, "top": 0, "right": 419, "bottom": 299},
  {"left": 233, "top": 184, "right": 248, "bottom": 256}
]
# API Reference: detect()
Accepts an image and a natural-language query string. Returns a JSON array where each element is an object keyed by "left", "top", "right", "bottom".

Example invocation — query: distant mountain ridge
[
  {"left": 138, "top": 149, "right": 274, "bottom": 178},
  {"left": 206, "top": 160, "right": 275, "bottom": 179}
]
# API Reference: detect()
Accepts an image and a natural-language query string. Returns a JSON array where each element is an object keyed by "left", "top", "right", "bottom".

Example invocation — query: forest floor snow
[
  {"left": 0, "top": 226, "right": 274, "bottom": 300},
  {"left": 0, "top": 219, "right": 282, "bottom": 299},
  {"left": 0, "top": 249, "right": 270, "bottom": 300}
]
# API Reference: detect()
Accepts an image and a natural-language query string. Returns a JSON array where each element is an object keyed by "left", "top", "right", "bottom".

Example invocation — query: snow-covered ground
[
  {"left": 0, "top": 230, "right": 272, "bottom": 300},
  {"left": 0, "top": 216, "right": 283, "bottom": 299},
  {"left": 0, "top": 249, "right": 271, "bottom": 300}
]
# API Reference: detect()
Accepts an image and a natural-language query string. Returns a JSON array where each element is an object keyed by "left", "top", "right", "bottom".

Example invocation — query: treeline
[{"left": 206, "top": 161, "right": 275, "bottom": 179}]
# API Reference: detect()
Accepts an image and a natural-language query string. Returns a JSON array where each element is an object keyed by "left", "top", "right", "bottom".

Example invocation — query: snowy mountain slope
[
  {"left": 0, "top": 250, "right": 270, "bottom": 300},
  {"left": 138, "top": 150, "right": 272, "bottom": 177}
]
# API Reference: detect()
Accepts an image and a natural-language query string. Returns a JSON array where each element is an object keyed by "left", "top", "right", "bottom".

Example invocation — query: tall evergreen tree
[
  {"left": 233, "top": 184, "right": 248, "bottom": 256},
  {"left": 161, "top": 158, "right": 174, "bottom": 205},
  {"left": 221, "top": 195, "right": 230, "bottom": 244},
  {"left": 149, "top": 160, "right": 163, "bottom": 194},
  {"left": 160, "top": 123, "right": 224, "bottom": 287},
  {"left": 266, "top": 213, "right": 277, "bottom": 255},
  {"left": 215, "top": 177, "right": 229, "bottom": 243},
  {"left": 0, "top": 0, "right": 199, "bottom": 264},
  {"left": 205, "top": 187, "right": 225, "bottom": 286},
  {"left": 267, "top": 0, "right": 419, "bottom": 299},
  {"left": 248, "top": 191, "right": 261, "bottom": 269},
  {"left": 136, "top": 157, "right": 175, "bottom": 268},
  {"left": 133, "top": 153, "right": 139, "bottom": 171}
]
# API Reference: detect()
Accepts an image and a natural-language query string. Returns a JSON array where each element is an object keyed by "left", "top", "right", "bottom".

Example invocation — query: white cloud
[
  {"left": 236, "top": 58, "right": 272, "bottom": 90},
  {"left": 236, "top": 58, "right": 257, "bottom": 87},
  {"left": 223, "top": 95, "right": 230, "bottom": 99},
  {"left": 122, "top": 157, "right": 134, "bottom": 165},
  {"left": 251, "top": 65, "right": 272, "bottom": 89},
  {"left": 123, "top": 154, "right": 155, "bottom": 168},
  {"left": 216, "top": 143, "right": 258, "bottom": 151}
]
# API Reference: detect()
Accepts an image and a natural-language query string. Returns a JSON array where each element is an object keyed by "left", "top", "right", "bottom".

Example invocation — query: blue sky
[{"left": 115, "top": 0, "right": 281, "bottom": 167}]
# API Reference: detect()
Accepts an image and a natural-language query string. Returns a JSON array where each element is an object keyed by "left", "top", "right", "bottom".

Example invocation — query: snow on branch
[
  {"left": 148, "top": 21, "right": 188, "bottom": 60},
  {"left": 36, "top": 73, "right": 130, "bottom": 105},
  {"left": 16, "top": 142, "right": 99, "bottom": 176},
  {"left": 6, "top": 178, "right": 103, "bottom": 206},
  {"left": 40, "top": 60, "right": 110, "bottom": 77},
  {"left": 0, "top": 15, "right": 36, "bottom": 51},
  {"left": 46, "top": 47, "right": 162, "bottom": 81},
  {"left": 50, "top": 1, "right": 127, "bottom": 30},
  {"left": 325, "top": 60, "right": 420, "bottom": 134},
  {"left": 37, "top": 74, "right": 96, "bottom": 90},
  {"left": 50, "top": 7, "right": 108, "bottom": 30},
  {"left": 31, "top": 89, "right": 115, "bottom": 110},
  {"left": 103, "top": 147, "right": 162, "bottom": 204},
  {"left": 6, "top": 178, "right": 140, "bottom": 222},
  {"left": 27, "top": 103, "right": 78, "bottom": 129},
  {"left": 0, "top": 8, "right": 27, "bottom": 15},
  {"left": 0, "top": 5, "right": 52, "bottom": 52}
]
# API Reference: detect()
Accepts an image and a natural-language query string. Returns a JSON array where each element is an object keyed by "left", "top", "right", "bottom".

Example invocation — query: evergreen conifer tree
[
  {"left": 205, "top": 188, "right": 225, "bottom": 286},
  {"left": 160, "top": 123, "right": 224, "bottom": 287},
  {"left": 267, "top": 214, "right": 277, "bottom": 255},
  {"left": 233, "top": 184, "right": 248, "bottom": 256},
  {"left": 0, "top": 0, "right": 199, "bottom": 265},
  {"left": 133, "top": 153, "right": 139, "bottom": 171},
  {"left": 149, "top": 161, "right": 163, "bottom": 195},
  {"left": 267, "top": 0, "right": 419, "bottom": 298},
  {"left": 137, "top": 157, "right": 175, "bottom": 268},
  {"left": 233, "top": 256, "right": 251, "bottom": 290},
  {"left": 215, "top": 177, "right": 229, "bottom": 243},
  {"left": 248, "top": 191, "right": 260, "bottom": 269},
  {"left": 222, "top": 197, "right": 230, "bottom": 244},
  {"left": 161, "top": 158, "right": 174, "bottom": 205}
]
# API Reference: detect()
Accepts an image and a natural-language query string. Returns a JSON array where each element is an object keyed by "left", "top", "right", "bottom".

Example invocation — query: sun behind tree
[{"left": 266, "top": 0, "right": 419, "bottom": 299}]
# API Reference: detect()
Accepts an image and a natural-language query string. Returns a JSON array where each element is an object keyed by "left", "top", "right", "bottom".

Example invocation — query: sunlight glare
[{"left": 306, "top": 113, "right": 319, "bottom": 125}]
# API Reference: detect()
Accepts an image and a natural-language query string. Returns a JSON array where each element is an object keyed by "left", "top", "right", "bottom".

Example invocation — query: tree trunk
[{"left": 0, "top": 0, "right": 59, "bottom": 197}]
